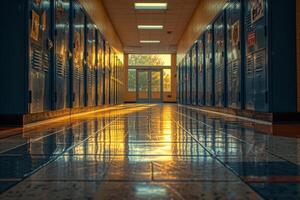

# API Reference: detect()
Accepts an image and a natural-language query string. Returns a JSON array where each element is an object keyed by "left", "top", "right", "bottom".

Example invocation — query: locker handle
[
  {"left": 47, "top": 39, "right": 54, "bottom": 50},
  {"left": 28, "top": 90, "right": 32, "bottom": 104},
  {"left": 72, "top": 93, "right": 75, "bottom": 102},
  {"left": 54, "top": 92, "right": 57, "bottom": 103},
  {"left": 265, "top": 91, "right": 268, "bottom": 103}
]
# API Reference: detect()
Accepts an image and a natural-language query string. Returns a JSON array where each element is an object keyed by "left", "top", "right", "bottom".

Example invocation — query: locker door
[
  {"left": 245, "top": 0, "right": 268, "bottom": 112},
  {"left": 105, "top": 44, "right": 110, "bottom": 105},
  {"left": 191, "top": 45, "right": 198, "bottom": 105},
  {"left": 187, "top": 53, "right": 192, "bottom": 105},
  {"left": 85, "top": 19, "right": 96, "bottom": 107},
  {"left": 72, "top": 2, "right": 85, "bottom": 108},
  {"left": 97, "top": 31, "right": 104, "bottom": 106},
  {"left": 179, "top": 62, "right": 182, "bottom": 104},
  {"left": 29, "top": 0, "right": 52, "bottom": 113},
  {"left": 54, "top": 0, "right": 70, "bottom": 110},
  {"left": 226, "top": 0, "right": 242, "bottom": 109},
  {"left": 198, "top": 36, "right": 205, "bottom": 106},
  {"left": 205, "top": 28, "right": 214, "bottom": 106},
  {"left": 184, "top": 56, "right": 188, "bottom": 104},
  {"left": 214, "top": 13, "right": 226, "bottom": 107}
]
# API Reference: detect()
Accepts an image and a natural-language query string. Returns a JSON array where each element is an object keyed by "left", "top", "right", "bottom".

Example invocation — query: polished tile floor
[{"left": 1, "top": 104, "right": 300, "bottom": 199}]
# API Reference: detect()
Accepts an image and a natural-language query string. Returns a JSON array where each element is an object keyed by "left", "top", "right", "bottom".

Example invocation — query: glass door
[
  {"left": 150, "top": 70, "right": 163, "bottom": 102},
  {"left": 137, "top": 69, "right": 163, "bottom": 103},
  {"left": 137, "top": 70, "right": 149, "bottom": 102}
]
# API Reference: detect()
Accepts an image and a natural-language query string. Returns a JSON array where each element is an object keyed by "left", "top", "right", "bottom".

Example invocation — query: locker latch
[{"left": 28, "top": 90, "right": 32, "bottom": 104}]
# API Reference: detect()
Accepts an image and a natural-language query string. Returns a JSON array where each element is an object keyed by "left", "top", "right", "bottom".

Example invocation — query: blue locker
[
  {"left": 245, "top": 0, "right": 268, "bottom": 112},
  {"left": 184, "top": 56, "right": 188, "bottom": 104},
  {"left": 180, "top": 61, "right": 184, "bottom": 104},
  {"left": 72, "top": 1, "right": 85, "bottom": 108},
  {"left": 54, "top": 0, "right": 70, "bottom": 110},
  {"left": 178, "top": 62, "right": 181, "bottom": 103},
  {"left": 176, "top": 63, "right": 179, "bottom": 103},
  {"left": 226, "top": 0, "right": 242, "bottom": 109},
  {"left": 29, "top": 0, "right": 52, "bottom": 113},
  {"left": 186, "top": 53, "right": 192, "bottom": 105},
  {"left": 96, "top": 31, "right": 104, "bottom": 106},
  {"left": 85, "top": 18, "right": 97, "bottom": 107},
  {"left": 205, "top": 27, "right": 214, "bottom": 106},
  {"left": 104, "top": 43, "right": 110, "bottom": 105},
  {"left": 213, "top": 12, "right": 226, "bottom": 107},
  {"left": 191, "top": 44, "right": 198, "bottom": 105},
  {"left": 197, "top": 35, "right": 205, "bottom": 106}
]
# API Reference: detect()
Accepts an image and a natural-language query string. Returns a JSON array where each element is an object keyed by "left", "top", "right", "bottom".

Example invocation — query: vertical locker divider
[
  {"left": 50, "top": 0, "right": 55, "bottom": 111},
  {"left": 95, "top": 29, "right": 99, "bottom": 106},
  {"left": 195, "top": 43, "right": 199, "bottom": 105},
  {"left": 69, "top": 0, "right": 74, "bottom": 108},
  {"left": 240, "top": 0, "right": 246, "bottom": 110},
  {"left": 83, "top": 15, "right": 88, "bottom": 107},
  {"left": 224, "top": 10, "right": 228, "bottom": 108},
  {"left": 203, "top": 34, "right": 206, "bottom": 106}
]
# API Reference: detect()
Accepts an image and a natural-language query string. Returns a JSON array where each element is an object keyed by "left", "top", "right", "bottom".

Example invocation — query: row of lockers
[
  {"left": 177, "top": 0, "right": 296, "bottom": 113},
  {"left": 0, "top": 0, "right": 124, "bottom": 115}
]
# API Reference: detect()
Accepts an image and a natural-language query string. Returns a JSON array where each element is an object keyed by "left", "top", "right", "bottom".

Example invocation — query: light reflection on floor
[{"left": 1, "top": 104, "right": 300, "bottom": 199}]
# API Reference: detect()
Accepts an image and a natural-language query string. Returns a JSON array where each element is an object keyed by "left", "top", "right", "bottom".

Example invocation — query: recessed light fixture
[
  {"left": 134, "top": 3, "right": 168, "bottom": 10},
  {"left": 140, "top": 40, "right": 161, "bottom": 44},
  {"left": 138, "top": 25, "right": 164, "bottom": 30}
]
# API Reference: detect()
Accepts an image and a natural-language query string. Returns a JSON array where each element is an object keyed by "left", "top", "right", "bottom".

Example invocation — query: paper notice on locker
[
  {"left": 34, "top": 0, "right": 41, "bottom": 6},
  {"left": 31, "top": 11, "right": 40, "bottom": 41},
  {"left": 250, "top": 0, "right": 264, "bottom": 23},
  {"left": 247, "top": 32, "right": 256, "bottom": 47},
  {"left": 42, "top": 12, "right": 47, "bottom": 31},
  {"left": 231, "top": 21, "right": 240, "bottom": 47}
]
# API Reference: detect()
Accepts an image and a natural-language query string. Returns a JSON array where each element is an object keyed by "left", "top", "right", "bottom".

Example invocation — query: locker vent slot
[
  {"left": 254, "top": 49, "right": 266, "bottom": 73},
  {"left": 232, "top": 60, "right": 239, "bottom": 81},
  {"left": 56, "top": 55, "right": 64, "bottom": 76},
  {"left": 43, "top": 53, "right": 50, "bottom": 72},
  {"left": 74, "top": 67, "right": 80, "bottom": 80},
  {"left": 246, "top": 55, "right": 254, "bottom": 76},
  {"left": 31, "top": 49, "right": 43, "bottom": 70}
]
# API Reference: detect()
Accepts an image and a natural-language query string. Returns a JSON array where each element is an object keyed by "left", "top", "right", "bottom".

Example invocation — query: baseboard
[
  {"left": 183, "top": 105, "right": 300, "bottom": 123},
  {"left": 0, "top": 104, "right": 121, "bottom": 127}
]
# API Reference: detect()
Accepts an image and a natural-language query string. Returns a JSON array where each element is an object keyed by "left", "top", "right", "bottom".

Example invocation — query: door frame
[{"left": 136, "top": 68, "right": 163, "bottom": 103}]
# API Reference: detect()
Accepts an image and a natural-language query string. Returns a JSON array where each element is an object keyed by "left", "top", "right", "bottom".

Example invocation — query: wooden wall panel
[
  {"left": 79, "top": 0, "right": 123, "bottom": 59},
  {"left": 177, "top": 0, "right": 227, "bottom": 63}
]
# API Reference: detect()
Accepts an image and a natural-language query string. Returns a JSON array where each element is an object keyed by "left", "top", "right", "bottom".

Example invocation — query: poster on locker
[
  {"left": 250, "top": 0, "right": 264, "bottom": 23},
  {"left": 34, "top": 0, "right": 41, "bottom": 6},
  {"left": 231, "top": 21, "right": 240, "bottom": 47},
  {"left": 74, "top": 32, "right": 81, "bottom": 64},
  {"left": 31, "top": 11, "right": 40, "bottom": 41},
  {"left": 41, "top": 11, "right": 47, "bottom": 31}
]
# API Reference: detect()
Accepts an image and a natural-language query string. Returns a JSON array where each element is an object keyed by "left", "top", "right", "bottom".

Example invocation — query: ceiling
[{"left": 102, "top": 0, "right": 200, "bottom": 54}]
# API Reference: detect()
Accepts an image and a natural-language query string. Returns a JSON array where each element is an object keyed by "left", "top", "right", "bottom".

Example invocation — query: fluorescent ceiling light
[
  {"left": 134, "top": 3, "right": 168, "bottom": 10},
  {"left": 140, "top": 40, "right": 161, "bottom": 44},
  {"left": 138, "top": 25, "right": 164, "bottom": 30}
]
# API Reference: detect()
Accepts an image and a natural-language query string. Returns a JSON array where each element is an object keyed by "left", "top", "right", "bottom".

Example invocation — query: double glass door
[{"left": 137, "top": 69, "right": 163, "bottom": 103}]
